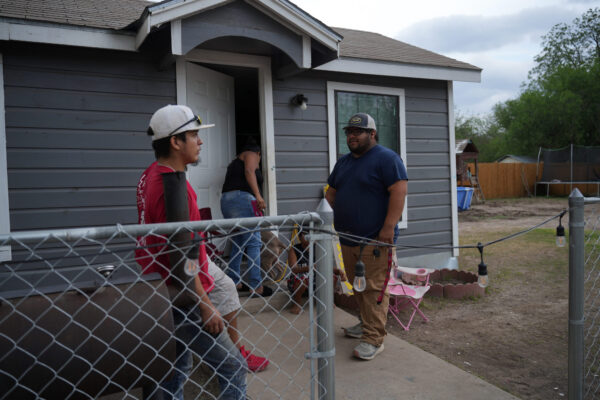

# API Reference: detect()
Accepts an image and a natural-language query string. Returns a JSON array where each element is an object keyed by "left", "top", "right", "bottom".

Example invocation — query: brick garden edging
[
  {"left": 427, "top": 268, "right": 485, "bottom": 299},
  {"left": 334, "top": 268, "right": 485, "bottom": 309}
]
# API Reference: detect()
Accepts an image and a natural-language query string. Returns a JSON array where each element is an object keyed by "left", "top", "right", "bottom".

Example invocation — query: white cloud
[
  {"left": 291, "top": 0, "right": 595, "bottom": 116},
  {"left": 396, "top": 6, "right": 581, "bottom": 53}
]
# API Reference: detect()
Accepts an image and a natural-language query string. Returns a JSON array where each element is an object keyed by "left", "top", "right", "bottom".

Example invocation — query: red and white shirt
[{"left": 135, "top": 161, "right": 214, "bottom": 292}]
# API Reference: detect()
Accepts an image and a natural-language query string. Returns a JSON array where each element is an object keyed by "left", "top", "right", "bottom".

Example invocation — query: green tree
[
  {"left": 491, "top": 7, "right": 600, "bottom": 156},
  {"left": 530, "top": 7, "right": 600, "bottom": 83}
]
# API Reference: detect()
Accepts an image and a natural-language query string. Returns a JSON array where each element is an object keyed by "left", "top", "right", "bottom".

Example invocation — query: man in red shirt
[{"left": 136, "top": 105, "right": 252, "bottom": 399}]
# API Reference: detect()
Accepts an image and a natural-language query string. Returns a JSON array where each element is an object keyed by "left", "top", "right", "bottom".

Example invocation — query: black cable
[{"left": 3, "top": 209, "right": 568, "bottom": 268}]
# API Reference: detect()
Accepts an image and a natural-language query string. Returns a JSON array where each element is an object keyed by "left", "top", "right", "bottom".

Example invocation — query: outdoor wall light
[
  {"left": 476, "top": 242, "right": 489, "bottom": 288},
  {"left": 291, "top": 94, "right": 308, "bottom": 110},
  {"left": 556, "top": 210, "right": 567, "bottom": 247}
]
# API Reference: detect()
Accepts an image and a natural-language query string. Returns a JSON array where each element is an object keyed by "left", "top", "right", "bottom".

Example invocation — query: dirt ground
[{"left": 387, "top": 197, "right": 577, "bottom": 400}]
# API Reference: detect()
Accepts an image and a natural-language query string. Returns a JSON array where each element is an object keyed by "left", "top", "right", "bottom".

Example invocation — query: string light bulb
[
  {"left": 184, "top": 233, "right": 201, "bottom": 276},
  {"left": 353, "top": 259, "right": 366, "bottom": 292},
  {"left": 476, "top": 242, "right": 488, "bottom": 288},
  {"left": 556, "top": 210, "right": 566, "bottom": 248},
  {"left": 353, "top": 242, "right": 367, "bottom": 292}
]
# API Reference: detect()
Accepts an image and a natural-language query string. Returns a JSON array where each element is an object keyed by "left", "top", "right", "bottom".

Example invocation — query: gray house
[{"left": 0, "top": 0, "right": 481, "bottom": 268}]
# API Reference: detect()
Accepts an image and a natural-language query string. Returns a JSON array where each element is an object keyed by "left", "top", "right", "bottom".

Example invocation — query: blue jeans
[
  {"left": 220, "top": 190, "right": 262, "bottom": 289},
  {"left": 159, "top": 306, "right": 247, "bottom": 400}
]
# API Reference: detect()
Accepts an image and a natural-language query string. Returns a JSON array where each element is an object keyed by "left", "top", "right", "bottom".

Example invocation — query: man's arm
[
  {"left": 377, "top": 180, "right": 407, "bottom": 244},
  {"left": 194, "top": 274, "right": 225, "bottom": 335},
  {"left": 325, "top": 186, "right": 336, "bottom": 208}
]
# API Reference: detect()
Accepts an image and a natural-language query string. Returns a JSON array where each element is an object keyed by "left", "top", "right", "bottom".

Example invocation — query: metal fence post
[
  {"left": 569, "top": 188, "right": 585, "bottom": 400},
  {"left": 314, "top": 199, "right": 335, "bottom": 400}
]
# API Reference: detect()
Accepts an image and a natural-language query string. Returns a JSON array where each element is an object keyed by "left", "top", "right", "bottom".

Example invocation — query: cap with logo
[
  {"left": 343, "top": 113, "right": 376, "bottom": 131},
  {"left": 148, "top": 104, "right": 215, "bottom": 141}
]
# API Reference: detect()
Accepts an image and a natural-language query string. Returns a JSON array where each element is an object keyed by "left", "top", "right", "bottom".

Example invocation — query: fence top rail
[
  {"left": 0, "top": 212, "right": 323, "bottom": 244},
  {"left": 584, "top": 197, "right": 600, "bottom": 204}
]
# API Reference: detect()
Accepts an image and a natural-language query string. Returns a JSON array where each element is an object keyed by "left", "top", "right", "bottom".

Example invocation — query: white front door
[{"left": 185, "top": 62, "right": 236, "bottom": 219}]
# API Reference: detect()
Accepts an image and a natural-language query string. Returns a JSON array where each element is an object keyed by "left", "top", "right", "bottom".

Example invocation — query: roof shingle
[
  {"left": 0, "top": 0, "right": 150, "bottom": 30},
  {"left": 334, "top": 27, "right": 480, "bottom": 71}
]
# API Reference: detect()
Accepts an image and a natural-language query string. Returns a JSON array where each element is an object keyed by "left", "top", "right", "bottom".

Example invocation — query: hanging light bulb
[
  {"left": 556, "top": 224, "right": 566, "bottom": 247},
  {"left": 353, "top": 242, "right": 367, "bottom": 292},
  {"left": 184, "top": 233, "right": 201, "bottom": 276},
  {"left": 476, "top": 242, "right": 488, "bottom": 288},
  {"left": 477, "top": 261, "right": 488, "bottom": 288},
  {"left": 353, "top": 259, "right": 366, "bottom": 292},
  {"left": 556, "top": 210, "right": 566, "bottom": 247}
]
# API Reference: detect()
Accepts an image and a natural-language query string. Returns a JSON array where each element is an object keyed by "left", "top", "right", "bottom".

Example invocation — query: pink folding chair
[{"left": 388, "top": 266, "right": 435, "bottom": 331}]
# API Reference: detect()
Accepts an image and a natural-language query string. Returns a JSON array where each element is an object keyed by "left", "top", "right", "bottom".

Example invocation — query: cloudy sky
[{"left": 292, "top": 0, "right": 598, "bottom": 116}]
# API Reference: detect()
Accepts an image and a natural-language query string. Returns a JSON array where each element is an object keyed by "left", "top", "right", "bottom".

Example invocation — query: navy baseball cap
[{"left": 343, "top": 113, "right": 377, "bottom": 131}]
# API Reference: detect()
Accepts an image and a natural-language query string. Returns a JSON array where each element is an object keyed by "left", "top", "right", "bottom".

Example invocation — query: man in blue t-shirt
[{"left": 326, "top": 112, "right": 408, "bottom": 361}]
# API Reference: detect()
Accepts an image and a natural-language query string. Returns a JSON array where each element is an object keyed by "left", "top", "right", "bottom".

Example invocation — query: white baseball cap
[{"left": 148, "top": 104, "right": 215, "bottom": 141}]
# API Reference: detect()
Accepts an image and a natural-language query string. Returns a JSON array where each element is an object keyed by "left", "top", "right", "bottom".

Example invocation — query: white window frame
[
  {"left": 326, "top": 81, "right": 407, "bottom": 229},
  {"left": 0, "top": 54, "right": 11, "bottom": 261}
]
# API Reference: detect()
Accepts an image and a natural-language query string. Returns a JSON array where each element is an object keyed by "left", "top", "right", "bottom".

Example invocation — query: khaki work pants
[{"left": 341, "top": 243, "right": 390, "bottom": 347}]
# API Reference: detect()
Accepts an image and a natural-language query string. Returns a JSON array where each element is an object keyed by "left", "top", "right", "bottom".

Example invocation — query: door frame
[{"left": 176, "top": 49, "right": 277, "bottom": 216}]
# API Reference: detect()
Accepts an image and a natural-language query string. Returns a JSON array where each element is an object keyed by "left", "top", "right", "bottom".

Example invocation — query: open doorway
[
  {"left": 184, "top": 61, "right": 262, "bottom": 219},
  {"left": 199, "top": 64, "right": 261, "bottom": 154}
]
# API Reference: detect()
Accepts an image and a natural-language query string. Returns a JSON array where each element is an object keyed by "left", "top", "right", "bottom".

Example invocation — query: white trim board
[
  {"left": 0, "top": 54, "right": 12, "bottom": 261},
  {"left": 0, "top": 20, "right": 136, "bottom": 52},
  {"left": 179, "top": 49, "right": 277, "bottom": 216},
  {"left": 326, "top": 81, "right": 408, "bottom": 229},
  {"left": 317, "top": 58, "right": 481, "bottom": 83},
  {"left": 448, "top": 81, "right": 459, "bottom": 257}
]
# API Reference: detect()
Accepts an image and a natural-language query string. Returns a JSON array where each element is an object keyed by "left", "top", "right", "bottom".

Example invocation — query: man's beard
[{"left": 349, "top": 142, "right": 369, "bottom": 155}]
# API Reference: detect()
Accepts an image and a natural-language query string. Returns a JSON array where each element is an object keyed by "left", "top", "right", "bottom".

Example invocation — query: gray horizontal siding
[
  {"left": 274, "top": 71, "right": 453, "bottom": 259},
  {"left": 8, "top": 149, "right": 153, "bottom": 169},
  {"left": 277, "top": 198, "right": 321, "bottom": 215},
  {"left": 276, "top": 168, "right": 329, "bottom": 183},
  {"left": 275, "top": 136, "right": 328, "bottom": 151},
  {"left": 8, "top": 170, "right": 143, "bottom": 188},
  {"left": 4, "top": 43, "right": 176, "bottom": 233},
  {"left": 10, "top": 206, "right": 136, "bottom": 230},
  {"left": 273, "top": 120, "right": 327, "bottom": 136},
  {"left": 9, "top": 188, "right": 134, "bottom": 209},
  {"left": 5, "top": 239, "right": 137, "bottom": 275},
  {"left": 273, "top": 75, "right": 329, "bottom": 214},
  {"left": 7, "top": 129, "right": 152, "bottom": 150}
]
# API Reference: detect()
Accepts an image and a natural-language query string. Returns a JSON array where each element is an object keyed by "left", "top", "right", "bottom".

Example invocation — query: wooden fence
[{"left": 460, "top": 163, "right": 600, "bottom": 199}]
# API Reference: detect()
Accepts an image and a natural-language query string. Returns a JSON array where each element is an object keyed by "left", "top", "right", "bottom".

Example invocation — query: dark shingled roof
[
  {"left": 333, "top": 27, "right": 480, "bottom": 71},
  {"left": 0, "top": 1, "right": 481, "bottom": 72},
  {"left": 0, "top": 0, "right": 150, "bottom": 30}
]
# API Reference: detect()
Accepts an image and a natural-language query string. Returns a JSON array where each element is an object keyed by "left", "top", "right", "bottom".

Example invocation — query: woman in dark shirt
[{"left": 220, "top": 139, "right": 272, "bottom": 297}]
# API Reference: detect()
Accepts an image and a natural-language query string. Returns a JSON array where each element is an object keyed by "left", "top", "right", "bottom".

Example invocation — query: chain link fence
[
  {"left": 568, "top": 190, "right": 600, "bottom": 399},
  {"left": 583, "top": 195, "right": 600, "bottom": 399},
  {"left": 0, "top": 211, "right": 336, "bottom": 399}
]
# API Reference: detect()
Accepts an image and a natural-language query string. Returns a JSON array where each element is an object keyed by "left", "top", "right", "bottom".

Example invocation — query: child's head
[{"left": 297, "top": 228, "right": 309, "bottom": 248}]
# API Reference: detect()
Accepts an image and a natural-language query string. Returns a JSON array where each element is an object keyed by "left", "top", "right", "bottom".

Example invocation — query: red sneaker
[{"left": 240, "top": 346, "right": 269, "bottom": 372}]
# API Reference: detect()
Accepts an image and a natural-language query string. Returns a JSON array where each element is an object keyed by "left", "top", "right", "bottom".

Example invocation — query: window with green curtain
[{"left": 335, "top": 91, "right": 399, "bottom": 158}]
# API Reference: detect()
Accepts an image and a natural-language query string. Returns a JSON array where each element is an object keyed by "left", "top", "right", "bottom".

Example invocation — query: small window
[
  {"left": 326, "top": 82, "right": 407, "bottom": 229},
  {"left": 335, "top": 91, "right": 399, "bottom": 158}
]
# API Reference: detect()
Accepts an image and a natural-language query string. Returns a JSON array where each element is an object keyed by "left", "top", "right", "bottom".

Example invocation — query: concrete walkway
[{"left": 235, "top": 298, "right": 519, "bottom": 400}]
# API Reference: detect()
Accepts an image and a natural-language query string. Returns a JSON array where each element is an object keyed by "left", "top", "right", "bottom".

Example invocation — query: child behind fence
[{"left": 286, "top": 227, "right": 346, "bottom": 314}]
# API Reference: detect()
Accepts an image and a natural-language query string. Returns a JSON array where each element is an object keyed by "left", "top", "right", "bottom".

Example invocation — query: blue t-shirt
[{"left": 327, "top": 145, "right": 408, "bottom": 246}]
